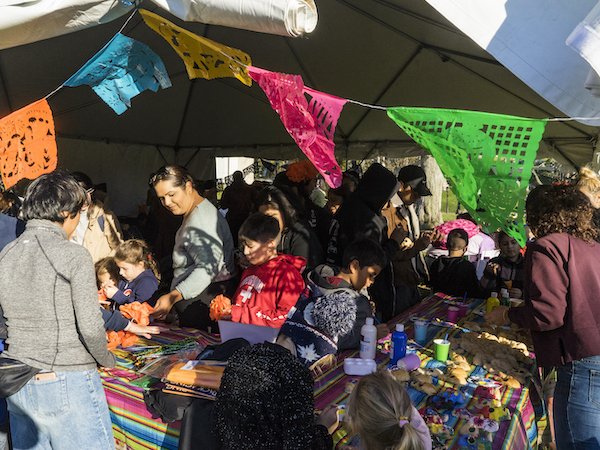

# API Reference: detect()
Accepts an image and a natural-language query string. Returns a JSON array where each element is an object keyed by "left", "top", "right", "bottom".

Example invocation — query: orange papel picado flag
[
  {"left": 140, "top": 9, "right": 252, "bottom": 86},
  {"left": 0, "top": 99, "right": 57, "bottom": 189}
]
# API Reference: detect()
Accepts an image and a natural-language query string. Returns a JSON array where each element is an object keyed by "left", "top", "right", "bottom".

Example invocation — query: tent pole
[
  {"left": 336, "top": 0, "right": 500, "bottom": 66},
  {"left": 346, "top": 45, "right": 423, "bottom": 139},
  {"left": 545, "top": 140, "right": 579, "bottom": 171},
  {"left": 173, "top": 81, "right": 196, "bottom": 151},
  {"left": 156, "top": 146, "right": 169, "bottom": 165},
  {"left": 447, "top": 60, "right": 594, "bottom": 139},
  {"left": 358, "top": 143, "right": 379, "bottom": 166},
  {"left": 339, "top": 0, "right": 593, "bottom": 139},
  {"left": 182, "top": 147, "right": 202, "bottom": 168}
]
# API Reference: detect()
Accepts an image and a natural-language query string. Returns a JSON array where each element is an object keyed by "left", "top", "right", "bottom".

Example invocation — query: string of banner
[{"left": 0, "top": 8, "right": 591, "bottom": 245}]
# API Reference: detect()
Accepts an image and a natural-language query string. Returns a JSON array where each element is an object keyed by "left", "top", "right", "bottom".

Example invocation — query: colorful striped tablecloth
[
  {"left": 313, "top": 294, "right": 539, "bottom": 450},
  {"left": 101, "top": 294, "right": 539, "bottom": 450},
  {"left": 100, "top": 326, "right": 220, "bottom": 450}
]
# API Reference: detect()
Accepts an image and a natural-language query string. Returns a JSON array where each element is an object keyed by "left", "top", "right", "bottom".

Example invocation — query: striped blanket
[{"left": 100, "top": 295, "right": 539, "bottom": 450}]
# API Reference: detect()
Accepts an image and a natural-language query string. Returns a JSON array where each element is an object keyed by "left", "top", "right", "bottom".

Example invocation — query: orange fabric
[
  {"left": 164, "top": 362, "right": 224, "bottom": 390},
  {"left": 120, "top": 301, "right": 154, "bottom": 326},
  {"left": 106, "top": 302, "right": 153, "bottom": 349},
  {"left": 209, "top": 294, "right": 232, "bottom": 321},
  {"left": 106, "top": 330, "right": 139, "bottom": 349},
  {"left": 0, "top": 99, "right": 57, "bottom": 189}
]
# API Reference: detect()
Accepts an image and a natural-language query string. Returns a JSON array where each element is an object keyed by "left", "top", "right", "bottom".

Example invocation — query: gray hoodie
[{"left": 0, "top": 219, "right": 114, "bottom": 370}]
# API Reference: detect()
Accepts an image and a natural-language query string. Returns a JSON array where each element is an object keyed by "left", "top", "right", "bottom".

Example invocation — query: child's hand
[
  {"left": 125, "top": 322, "right": 160, "bottom": 339},
  {"left": 316, "top": 404, "right": 340, "bottom": 435},
  {"left": 508, "top": 288, "right": 522, "bottom": 299},
  {"left": 103, "top": 285, "right": 119, "bottom": 299},
  {"left": 486, "top": 262, "right": 500, "bottom": 276},
  {"left": 376, "top": 323, "right": 390, "bottom": 339}
]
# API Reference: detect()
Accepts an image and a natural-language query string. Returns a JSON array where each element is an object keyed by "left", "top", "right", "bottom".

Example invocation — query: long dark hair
[{"left": 255, "top": 186, "right": 298, "bottom": 230}]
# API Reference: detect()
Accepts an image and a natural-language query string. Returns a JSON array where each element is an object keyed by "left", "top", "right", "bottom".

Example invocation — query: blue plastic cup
[{"left": 414, "top": 320, "right": 428, "bottom": 344}]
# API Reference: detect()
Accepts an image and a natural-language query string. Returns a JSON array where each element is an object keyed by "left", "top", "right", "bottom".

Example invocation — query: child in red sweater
[{"left": 230, "top": 212, "right": 306, "bottom": 328}]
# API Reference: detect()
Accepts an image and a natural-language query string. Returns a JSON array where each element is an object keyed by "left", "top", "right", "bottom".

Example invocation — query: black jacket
[{"left": 430, "top": 256, "right": 481, "bottom": 298}]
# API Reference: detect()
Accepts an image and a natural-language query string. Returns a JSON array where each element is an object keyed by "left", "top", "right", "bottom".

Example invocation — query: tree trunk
[{"left": 419, "top": 155, "right": 444, "bottom": 228}]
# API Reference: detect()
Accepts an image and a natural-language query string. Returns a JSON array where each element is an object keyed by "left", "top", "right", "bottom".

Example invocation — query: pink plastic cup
[
  {"left": 457, "top": 303, "right": 469, "bottom": 318},
  {"left": 447, "top": 306, "right": 459, "bottom": 323}
]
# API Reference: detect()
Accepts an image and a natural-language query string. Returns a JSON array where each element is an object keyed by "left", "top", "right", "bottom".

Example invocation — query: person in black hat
[{"left": 381, "top": 165, "right": 439, "bottom": 316}]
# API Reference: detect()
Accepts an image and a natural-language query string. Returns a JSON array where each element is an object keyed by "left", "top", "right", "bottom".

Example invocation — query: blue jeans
[
  {"left": 6, "top": 369, "right": 114, "bottom": 450},
  {"left": 555, "top": 355, "right": 600, "bottom": 449}
]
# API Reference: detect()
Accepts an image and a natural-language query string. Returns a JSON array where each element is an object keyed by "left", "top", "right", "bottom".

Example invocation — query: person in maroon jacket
[{"left": 487, "top": 184, "right": 600, "bottom": 449}]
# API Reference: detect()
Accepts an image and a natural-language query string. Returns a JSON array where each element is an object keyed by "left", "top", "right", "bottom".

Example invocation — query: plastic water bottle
[
  {"left": 360, "top": 317, "right": 377, "bottom": 360},
  {"left": 486, "top": 291, "right": 500, "bottom": 313},
  {"left": 500, "top": 288, "right": 510, "bottom": 307},
  {"left": 390, "top": 324, "right": 408, "bottom": 366}
]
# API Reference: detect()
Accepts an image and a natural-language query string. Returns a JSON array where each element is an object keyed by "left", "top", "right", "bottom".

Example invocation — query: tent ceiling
[{"left": 0, "top": 0, "right": 598, "bottom": 167}]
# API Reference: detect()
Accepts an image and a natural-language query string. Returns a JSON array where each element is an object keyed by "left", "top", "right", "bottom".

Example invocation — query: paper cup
[
  {"left": 447, "top": 306, "right": 459, "bottom": 323},
  {"left": 434, "top": 339, "right": 450, "bottom": 361},
  {"left": 414, "top": 320, "right": 429, "bottom": 344}
]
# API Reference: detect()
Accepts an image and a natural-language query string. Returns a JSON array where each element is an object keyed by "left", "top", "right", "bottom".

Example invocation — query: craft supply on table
[
  {"left": 343, "top": 358, "right": 377, "bottom": 376},
  {"left": 390, "top": 323, "right": 408, "bottom": 366},
  {"left": 434, "top": 338, "right": 450, "bottom": 361},
  {"left": 359, "top": 317, "right": 377, "bottom": 360},
  {"left": 414, "top": 320, "right": 429, "bottom": 344},
  {"left": 447, "top": 306, "right": 459, "bottom": 322},
  {"left": 486, "top": 291, "right": 499, "bottom": 313}
]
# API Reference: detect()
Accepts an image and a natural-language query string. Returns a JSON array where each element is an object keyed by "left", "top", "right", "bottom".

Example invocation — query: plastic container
[
  {"left": 414, "top": 320, "right": 428, "bottom": 344},
  {"left": 433, "top": 338, "right": 450, "bottom": 361},
  {"left": 486, "top": 292, "right": 500, "bottom": 313},
  {"left": 447, "top": 306, "right": 459, "bottom": 322},
  {"left": 500, "top": 288, "right": 510, "bottom": 307},
  {"left": 343, "top": 358, "right": 377, "bottom": 375},
  {"left": 457, "top": 303, "right": 469, "bottom": 318},
  {"left": 360, "top": 317, "right": 377, "bottom": 360},
  {"left": 395, "top": 353, "right": 421, "bottom": 371},
  {"left": 390, "top": 324, "right": 408, "bottom": 366}
]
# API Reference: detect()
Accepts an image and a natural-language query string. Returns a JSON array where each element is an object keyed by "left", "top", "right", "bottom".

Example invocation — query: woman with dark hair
[
  {"left": 0, "top": 170, "right": 115, "bottom": 449},
  {"left": 487, "top": 184, "right": 600, "bottom": 449},
  {"left": 150, "top": 165, "right": 237, "bottom": 330},
  {"left": 255, "top": 186, "right": 324, "bottom": 270},
  {"left": 71, "top": 171, "right": 124, "bottom": 262}
]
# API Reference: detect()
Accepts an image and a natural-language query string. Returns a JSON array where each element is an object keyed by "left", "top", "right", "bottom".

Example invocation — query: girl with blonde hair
[
  {"left": 103, "top": 239, "right": 160, "bottom": 305},
  {"left": 346, "top": 370, "right": 431, "bottom": 450},
  {"left": 576, "top": 166, "right": 600, "bottom": 208}
]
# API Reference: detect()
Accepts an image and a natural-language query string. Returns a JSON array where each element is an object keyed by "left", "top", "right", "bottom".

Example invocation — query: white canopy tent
[{"left": 1, "top": 0, "right": 598, "bottom": 215}]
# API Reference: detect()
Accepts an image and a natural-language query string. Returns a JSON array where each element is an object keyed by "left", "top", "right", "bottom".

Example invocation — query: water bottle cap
[
  {"left": 500, "top": 288, "right": 508, "bottom": 296},
  {"left": 366, "top": 317, "right": 374, "bottom": 325},
  {"left": 491, "top": 292, "right": 498, "bottom": 297},
  {"left": 396, "top": 324, "right": 404, "bottom": 332}
]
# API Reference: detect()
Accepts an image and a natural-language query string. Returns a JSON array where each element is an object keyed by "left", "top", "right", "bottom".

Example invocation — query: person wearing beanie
[
  {"left": 279, "top": 238, "right": 389, "bottom": 367},
  {"left": 327, "top": 163, "right": 403, "bottom": 321},
  {"left": 215, "top": 343, "right": 335, "bottom": 450}
]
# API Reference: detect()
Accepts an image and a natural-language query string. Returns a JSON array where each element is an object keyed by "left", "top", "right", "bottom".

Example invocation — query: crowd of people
[{"left": 0, "top": 159, "right": 600, "bottom": 449}]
